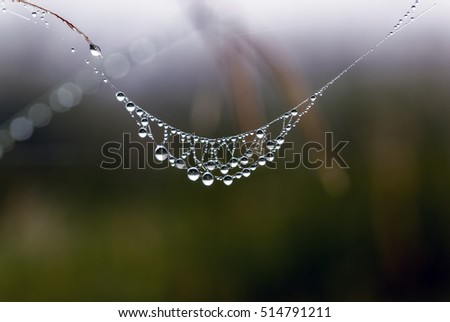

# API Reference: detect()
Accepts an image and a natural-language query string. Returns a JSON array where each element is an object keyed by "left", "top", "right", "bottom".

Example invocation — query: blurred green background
[{"left": 0, "top": 0, "right": 449, "bottom": 301}]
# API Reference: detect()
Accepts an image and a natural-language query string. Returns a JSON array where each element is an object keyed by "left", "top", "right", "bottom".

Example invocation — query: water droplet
[
  {"left": 240, "top": 156, "right": 249, "bottom": 166},
  {"left": 187, "top": 167, "right": 200, "bottom": 182},
  {"left": 411, "top": 5, "right": 417, "bottom": 11},
  {"left": 266, "top": 152, "right": 275, "bottom": 162},
  {"left": 266, "top": 140, "right": 276, "bottom": 150},
  {"left": 116, "top": 92, "right": 125, "bottom": 102},
  {"left": 136, "top": 109, "right": 144, "bottom": 117},
  {"left": 250, "top": 163, "right": 258, "bottom": 171},
  {"left": 206, "top": 160, "right": 216, "bottom": 171},
  {"left": 169, "top": 156, "right": 176, "bottom": 165},
  {"left": 291, "top": 109, "right": 298, "bottom": 116},
  {"left": 220, "top": 165, "right": 229, "bottom": 175},
  {"left": 245, "top": 149, "right": 253, "bottom": 158},
  {"left": 276, "top": 136, "right": 285, "bottom": 145},
  {"left": 202, "top": 172, "right": 214, "bottom": 186},
  {"left": 85, "top": 59, "right": 90, "bottom": 64},
  {"left": 70, "top": 47, "right": 76, "bottom": 53},
  {"left": 258, "top": 156, "right": 267, "bottom": 166},
  {"left": 175, "top": 158, "right": 186, "bottom": 169},
  {"left": 155, "top": 145, "right": 168, "bottom": 161},
  {"left": 126, "top": 102, "right": 136, "bottom": 112},
  {"left": 235, "top": 172, "right": 243, "bottom": 179},
  {"left": 310, "top": 95, "right": 317, "bottom": 102},
  {"left": 2, "top": 8, "right": 6, "bottom": 13},
  {"left": 141, "top": 118, "right": 149, "bottom": 126},
  {"left": 31, "top": 12, "right": 37, "bottom": 17},
  {"left": 242, "top": 168, "right": 251, "bottom": 178},
  {"left": 230, "top": 157, "right": 239, "bottom": 168},
  {"left": 223, "top": 175, "right": 233, "bottom": 186},
  {"left": 89, "top": 44, "right": 102, "bottom": 57},
  {"left": 256, "top": 129, "right": 265, "bottom": 139},
  {"left": 138, "top": 127, "right": 147, "bottom": 138}
]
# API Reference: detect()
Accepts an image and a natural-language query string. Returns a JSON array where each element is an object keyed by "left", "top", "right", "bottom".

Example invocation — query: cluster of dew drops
[{"left": 113, "top": 90, "right": 319, "bottom": 187}]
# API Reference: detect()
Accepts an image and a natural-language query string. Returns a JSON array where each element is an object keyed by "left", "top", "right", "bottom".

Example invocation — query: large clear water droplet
[
  {"left": 206, "top": 160, "right": 216, "bottom": 171},
  {"left": 223, "top": 175, "right": 233, "bottom": 186},
  {"left": 220, "top": 165, "right": 229, "bottom": 175},
  {"left": 116, "top": 92, "right": 125, "bottom": 102},
  {"left": 256, "top": 129, "right": 265, "bottom": 139},
  {"left": 245, "top": 149, "right": 253, "bottom": 158},
  {"left": 187, "top": 167, "right": 200, "bottom": 182},
  {"left": 242, "top": 168, "right": 251, "bottom": 178},
  {"left": 310, "top": 95, "right": 317, "bottom": 102},
  {"left": 258, "top": 156, "right": 267, "bottom": 166},
  {"left": 266, "top": 140, "right": 276, "bottom": 150},
  {"left": 155, "top": 145, "right": 168, "bottom": 161},
  {"left": 276, "top": 136, "right": 285, "bottom": 145},
  {"left": 266, "top": 152, "right": 275, "bottom": 162},
  {"left": 126, "top": 102, "right": 136, "bottom": 112},
  {"left": 138, "top": 127, "right": 147, "bottom": 138},
  {"left": 175, "top": 158, "right": 186, "bottom": 169},
  {"left": 141, "top": 118, "right": 149, "bottom": 126},
  {"left": 240, "top": 156, "right": 249, "bottom": 166},
  {"left": 202, "top": 172, "right": 214, "bottom": 186},
  {"left": 230, "top": 157, "right": 239, "bottom": 168},
  {"left": 89, "top": 44, "right": 102, "bottom": 57}
]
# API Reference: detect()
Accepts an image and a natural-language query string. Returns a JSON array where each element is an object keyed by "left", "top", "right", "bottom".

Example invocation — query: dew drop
[
  {"left": 202, "top": 172, "right": 214, "bottom": 186},
  {"left": 242, "top": 168, "right": 251, "bottom": 178},
  {"left": 31, "top": 12, "right": 37, "bottom": 17},
  {"left": 206, "top": 160, "right": 216, "bottom": 171},
  {"left": 155, "top": 145, "right": 168, "bottom": 161},
  {"left": 266, "top": 152, "right": 275, "bottom": 162},
  {"left": 266, "top": 140, "right": 276, "bottom": 150},
  {"left": 175, "top": 158, "right": 186, "bottom": 169},
  {"left": 235, "top": 172, "right": 243, "bottom": 179},
  {"left": 70, "top": 47, "right": 76, "bottom": 53},
  {"left": 116, "top": 92, "right": 126, "bottom": 102},
  {"left": 310, "top": 95, "right": 317, "bottom": 102},
  {"left": 230, "top": 157, "right": 239, "bottom": 168},
  {"left": 276, "top": 136, "right": 285, "bottom": 145},
  {"left": 245, "top": 149, "right": 253, "bottom": 158},
  {"left": 250, "top": 163, "right": 258, "bottom": 171},
  {"left": 136, "top": 108, "right": 144, "bottom": 117},
  {"left": 256, "top": 129, "right": 265, "bottom": 139},
  {"left": 258, "top": 156, "right": 267, "bottom": 166},
  {"left": 126, "top": 102, "right": 136, "bottom": 112},
  {"left": 223, "top": 175, "right": 233, "bottom": 186},
  {"left": 2, "top": 8, "right": 6, "bottom": 13},
  {"left": 141, "top": 118, "right": 149, "bottom": 126},
  {"left": 220, "top": 165, "right": 229, "bottom": 175},
  {"left": 85, "top": 59, "right": 90, "bottom": 64},
  {"left": 291, "top": 108, "right": 298, "bottom": 116},
  {"left": 240, "top": 156, "right": 249, "bottom": 166},
  {"left": 138, "top": 127, "right": 148, "bottom": 138},
  {"left": 89, "top": 44, "right": 102, "bottom": 57},
  {"left": 187, "top": 167, "right": 200, "bottom": 182}
]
